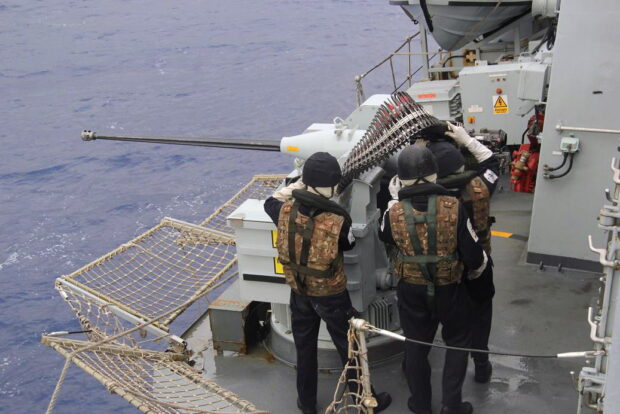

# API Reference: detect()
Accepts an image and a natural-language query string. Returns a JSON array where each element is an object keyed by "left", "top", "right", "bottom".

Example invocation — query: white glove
[
  {"left": 272, "top": 179, "right": 306, "bottom": 202},
  {"left": 388, "top": 175, "right": 401, "bottom": 200},
  {"left": 446, "top": 121, "right": 493, "bottom": 163},
  {"left": 445, "top": 121, "right": 473, "bottom": 146}
]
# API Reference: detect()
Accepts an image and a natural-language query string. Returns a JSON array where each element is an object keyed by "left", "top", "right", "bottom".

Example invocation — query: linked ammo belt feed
[{"left": 338, "top": 91, "right": 442, "bottom": 193}]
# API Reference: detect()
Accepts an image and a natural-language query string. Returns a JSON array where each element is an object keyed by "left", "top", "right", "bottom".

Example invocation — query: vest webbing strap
[
  {"left": 284, "top": 255, "right": 343, "bottom": 277},
  {"left": 402, "top": 196, "right": 438, "bottom": 298},
  {"left": 287, "top": 201, "right": 304, "bottom": 294},
  {"left": 400, "top": 254, "right": 457, "bottom": 264},
  {"left": 286, "top": 201, "right": 339, "bottom": 295}
]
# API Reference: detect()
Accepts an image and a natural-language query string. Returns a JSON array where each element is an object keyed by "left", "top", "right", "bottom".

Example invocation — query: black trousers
[
  {"left": 466, "top": 266, "right": 494, "bottom": 364},
  {"left": 397, "top": 280, "right": 472, "bottom": 410},
  {"left": 471, "top": 298, "right": 492, "bottom": 363},
  {"left": 290, "top": 289, "right": 358, "bottom": 408}
]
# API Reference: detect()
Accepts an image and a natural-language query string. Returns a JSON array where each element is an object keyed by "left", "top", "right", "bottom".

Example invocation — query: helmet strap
[
  {"left": 309, "top": 186, "right": 335, "bottom": 199},
  {"left": 409, "top": 173, "right": 437, "bottom": 185}
]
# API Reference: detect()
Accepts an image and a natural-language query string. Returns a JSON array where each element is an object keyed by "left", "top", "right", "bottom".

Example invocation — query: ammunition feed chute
[{"left": 338, "top": 91, "right": 442, "bottom": 193}]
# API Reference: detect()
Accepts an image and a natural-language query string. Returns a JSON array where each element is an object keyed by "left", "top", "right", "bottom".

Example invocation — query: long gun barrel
[{"left": 81, "top": 130, "right": 281, "bottom": 152}]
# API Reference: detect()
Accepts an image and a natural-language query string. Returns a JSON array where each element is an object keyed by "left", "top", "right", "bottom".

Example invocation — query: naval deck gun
[{"left": 79, "top": 90, "right": 448, "bottom": 366}]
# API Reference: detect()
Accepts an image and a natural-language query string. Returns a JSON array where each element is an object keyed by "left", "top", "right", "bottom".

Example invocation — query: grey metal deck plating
[{"left": 197, "top": 177, "right": 599, "bottom": 413}]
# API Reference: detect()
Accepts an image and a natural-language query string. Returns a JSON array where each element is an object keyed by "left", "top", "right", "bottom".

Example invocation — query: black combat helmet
[
  {"left": 418, "top": 122, "right": 450, "bottom": 142},
  {"left": 427, "top": 141, "right": 465, "bottom": 178},
  {"left": 397, "top": 145, "right": 438, "bottom": 180},
  {"left": 303, "top": 152, "right": 342, "bottom": 187}
]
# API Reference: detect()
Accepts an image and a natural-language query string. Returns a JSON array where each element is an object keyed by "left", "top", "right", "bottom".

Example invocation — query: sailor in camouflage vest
[
  {"left": 426, "top": 122, "right": 500, "bottom": 384},
  {"left": 379, "top": 145, "right": 489, "bottom": 414},
  {"left": 264, "top": 152, "right": 391, "bottom": 414}
]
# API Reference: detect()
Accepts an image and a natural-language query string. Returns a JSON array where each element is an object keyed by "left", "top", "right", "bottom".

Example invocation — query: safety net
[
  {"left": 42, "top": 336, "right": 268, "bottom": 414},
  {"left": 201, "top": 174, "right": 286, "bottom": 234},
  {"left": 43, "top": 174, "right": 284, "bottom": 414},
  {"left": 58, "top": 217, "right": 237, "bottom": 332}
]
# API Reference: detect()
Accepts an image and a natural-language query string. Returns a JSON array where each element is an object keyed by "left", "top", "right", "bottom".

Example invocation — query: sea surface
[{"left": 0, "top": 1, "right": 418, "bottom": 412}]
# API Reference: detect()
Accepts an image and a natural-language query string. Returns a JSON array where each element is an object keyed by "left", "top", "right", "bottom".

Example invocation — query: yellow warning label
[
  {"left": 491, "top": 230, "right": 513, "bottom": 238},
  {"left": 273, "top": 257, "right": 284, "bottom": 274},
  {"left": 493, "top": 95, "right": 509, "bottom": 114},
  {"left": 272, "top": 231, "right": 284, "bottom": 274},
  {"left": 271, "top": 230, "right": 278, "bottom": 248}
]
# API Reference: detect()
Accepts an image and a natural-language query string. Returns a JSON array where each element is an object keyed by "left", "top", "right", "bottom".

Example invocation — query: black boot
[
  {"left": 440, "top": 402, "right": 473, "bottom": 414},
  {"left": 374, "top": 392, "right": 392, "bottom": 413},
  {"left": 474, "top": 360, "right": 492, "bottom": 384},
  {"left": 297, "top": 398, "right": 317, "bottom": 414},
  {"left": 407, "top": 396, "right": 432, "bottom": 414}
]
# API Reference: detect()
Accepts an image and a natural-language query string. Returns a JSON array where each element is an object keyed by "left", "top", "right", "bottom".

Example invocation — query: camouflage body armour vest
[
  {"left": 463, "top": 177, "right": 491, "bottom": 254},
  {"left": 389, "top": 195, "right": 463, "bottom": 288},
  {"left": 277, "top": 200, "right": 347, "bottom": 296}
]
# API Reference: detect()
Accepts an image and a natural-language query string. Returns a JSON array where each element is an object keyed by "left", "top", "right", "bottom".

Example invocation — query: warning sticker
[
  {"left": 273, "top": 257, "right": 284, "bottom": 275},
  {"left": 492, "top": 95, "right": 509, "bottom": 114},
  {"left": 271, "top": 230, "right": 278, "bottom": 248},
  {"left": 417, "top": 93, "right": 437, "bottom": 99}
]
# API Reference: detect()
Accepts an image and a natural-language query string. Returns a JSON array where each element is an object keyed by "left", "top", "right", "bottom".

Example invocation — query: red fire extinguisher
[{"left": 510, "top": 110, "right": 544, "bottom": 193}]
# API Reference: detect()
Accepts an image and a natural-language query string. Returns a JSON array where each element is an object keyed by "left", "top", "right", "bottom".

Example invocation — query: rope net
[
  {"left": 42, "top": 336, "right": 268, "bottom": 414},
  {"left": 60, "top": 217, "right": 237, "bottom": 332},
  {"left": 201, "top": 174, "right": 286, "bottom": 234},
  {"left": 58, "top": 281, "right": 145, "bottom": 347},
  {"left": 325, "top": 325, "right": 375, "bottom": 414},
  {"left": 44, "top": 174, "right": 285, "bottom": 413}
]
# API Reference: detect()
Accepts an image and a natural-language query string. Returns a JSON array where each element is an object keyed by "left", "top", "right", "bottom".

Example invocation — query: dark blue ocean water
[{"left": 0, "top": 1, "right": 415, "bottom": 412}]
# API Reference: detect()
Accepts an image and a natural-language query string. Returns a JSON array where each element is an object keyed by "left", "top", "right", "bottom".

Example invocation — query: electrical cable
[
  {"left": 546, "top": 153, "right": 575, "bottom": 179},
  {"left": 520, "top": 125, "right": 530, "bottom": 145},
  {"left": 545, "top": 21, "right": 556, "bottom": 49},
  {"left": 531, "top": 32, "right": 548, "bottom": 54},
  {"left": 544, "top": 152, "right": 569, "bottom": 172},
  {"left": 475, "top": 8, "right": 532, "bottom": 43},
  {"left": 532, "top": 21, "right": 556, "bottom": 54},
  {"left": 441, "top": 55, "right": 464, "bottom": 67}
]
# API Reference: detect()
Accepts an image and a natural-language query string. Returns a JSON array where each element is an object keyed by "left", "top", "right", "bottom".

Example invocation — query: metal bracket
[
  {"left": 577, "top": 366, "right": 606, "bottom": 414},
  {"left": 612, "top": 157, "right": 620, "bottom": 184},
  {"left": 333, "top": 117, "right": 348, "bottom": 136},
  {"left": 599, "top": 205, "right": 620, "bottom": 222},
  {"left": 588, "top": 235, "right": 617, "bottom": 268},
  {"left": 587, "top": 307, "right": 606, "bottom": 344},
  {"left": 605, "top": 188, "right": 617, "bottom": 206}
]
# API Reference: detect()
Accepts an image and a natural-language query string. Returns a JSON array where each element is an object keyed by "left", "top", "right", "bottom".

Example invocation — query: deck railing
[{"left": 354, "top": 31, "right": 449, "bottom": 106}]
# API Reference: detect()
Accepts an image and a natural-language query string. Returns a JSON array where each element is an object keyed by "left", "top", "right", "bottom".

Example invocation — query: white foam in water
[{"left": 0, "top": 253, "right": 19, "bottom": 271}]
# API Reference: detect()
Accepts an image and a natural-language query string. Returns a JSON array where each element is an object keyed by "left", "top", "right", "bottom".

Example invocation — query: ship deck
[{"left": 196, "top": 177, "right": 600, "bottom": 414}]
